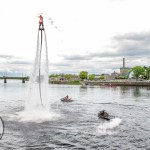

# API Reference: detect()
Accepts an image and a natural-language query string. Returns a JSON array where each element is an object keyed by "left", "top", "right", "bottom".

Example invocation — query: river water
[{"left": 0, "top": 81, "right": 150, "bottom": 150}]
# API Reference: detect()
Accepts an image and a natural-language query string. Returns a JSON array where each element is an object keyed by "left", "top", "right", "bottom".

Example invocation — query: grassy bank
[{"left": 49, "top": 80, "right": 81, "bottom": 85}]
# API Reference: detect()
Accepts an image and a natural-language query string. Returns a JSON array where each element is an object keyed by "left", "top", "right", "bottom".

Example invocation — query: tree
[
  {"left": 79, "top": 71, "right": 88, "bottom": 80},
  {"left": 118, "top": 76, "right": 127, "bottom": 79},
  {"left": 143, "top": 66, "right": 150, "bottom": 80},
  {"left": 99, "top": 76, "right": 105, "bottom": 80},
  {"left": 49, "top": 74, "right": 59, "bottom": 78},
  {"left": 132, "top": 66, "right": 145, "bottom": 80},
  {"left": 89, "top": 74, "right": 95, "bottom": 80},
  {"left": 64, "top": 74, "right": 72, "bottom": 80}
]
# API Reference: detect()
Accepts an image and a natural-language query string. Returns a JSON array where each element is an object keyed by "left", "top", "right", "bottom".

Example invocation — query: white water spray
[
  {"left": 25, "top": 29, "right": 49, "bottom": 111},
  {"left": 97, "top": 118, "right": 122, "bottom": 135},
  {"left": 18, "top": 22, "right": 60, "bottom": 122}
]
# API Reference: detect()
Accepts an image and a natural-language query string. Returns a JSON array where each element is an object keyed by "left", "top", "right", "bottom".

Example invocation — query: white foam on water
[
  {"left": 16, "top": 110, "right": 60, "bottom": 123},
  {"left": 97, "top": 118, "right": 122, "bottom": 135},
  {"left": 5, "top": 109, "right": 61, "bottom": 123}
]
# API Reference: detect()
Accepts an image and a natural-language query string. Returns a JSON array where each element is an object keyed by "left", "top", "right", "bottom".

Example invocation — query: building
[
  {"left": 111, "top": 71, "right": 120, "bottom": 80},
  {"left": 120, "top": 58, "right": 131, "bottom": 77},
  {"left": 101, "top": 74, "right": 111, "bottom": 80}
]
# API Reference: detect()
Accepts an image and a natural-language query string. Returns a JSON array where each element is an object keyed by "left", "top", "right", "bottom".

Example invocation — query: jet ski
[
  {"left": 98, "top": 110, "right": 114, "bottom": 121},
  {"left": 61, "top": 97, "right": 73, "bottom": 102}
]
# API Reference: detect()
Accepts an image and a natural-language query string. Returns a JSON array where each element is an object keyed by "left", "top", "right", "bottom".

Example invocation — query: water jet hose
[
  {"left": 38, "top": 29, "right": 43, "bottom": 106},
  {"left": 0, "top": 116, "right": 4, "bottom": 140}
]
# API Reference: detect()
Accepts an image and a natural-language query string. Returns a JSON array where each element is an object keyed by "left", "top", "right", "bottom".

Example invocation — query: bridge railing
[{"left": 0, "top": 76, "right": 29, "bottom": 83}]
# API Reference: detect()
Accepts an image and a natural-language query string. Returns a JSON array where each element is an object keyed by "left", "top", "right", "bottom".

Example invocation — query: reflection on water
[
  {"left": 132, "top": 87, "right": 141, "bottom": 97},
  {"left": 0, "top": 82, "right": 150, "bottom": 149},
  {"left": 120, "top": 86, "right": 129, "bottom": 95},
  {"left": 120, "top": 86, "right": 150, "bottom": 100}
]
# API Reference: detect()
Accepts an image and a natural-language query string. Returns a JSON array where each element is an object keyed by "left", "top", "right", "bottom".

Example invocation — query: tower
[
  {"left": 123, "top": 58, "right": 125, "bottom": 68},
  {"left": 120, "top": 58, "right": 130, "bottom": 77}
]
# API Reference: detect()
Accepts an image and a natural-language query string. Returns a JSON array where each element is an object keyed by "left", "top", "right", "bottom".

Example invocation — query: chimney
[{"left": 123, "top": 58, "right": 125, "bottom": 68}]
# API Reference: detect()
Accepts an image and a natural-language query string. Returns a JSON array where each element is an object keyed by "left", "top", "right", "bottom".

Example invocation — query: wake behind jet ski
[
  {"left": 61, "top": 95, "right": 73, "bottom": 102},
  {"left": 98, "top": 110, "right": 114, "bottom": 121}
]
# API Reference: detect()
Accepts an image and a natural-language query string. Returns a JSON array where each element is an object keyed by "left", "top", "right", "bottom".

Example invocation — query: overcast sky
[{"left": 0, "top": 0, "right": 150, "bottom": 75}]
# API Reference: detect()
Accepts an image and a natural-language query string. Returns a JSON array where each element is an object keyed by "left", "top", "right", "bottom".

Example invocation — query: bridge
[{"left": 0, "top": 76, "right": 29, "bottom": 83}]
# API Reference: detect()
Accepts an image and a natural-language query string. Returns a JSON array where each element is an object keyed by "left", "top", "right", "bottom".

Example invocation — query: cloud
[
  {"left": 111, "top": 32, "right": 150, "bottom": 57},
  {"left": 62, "top": 54, "right": 92, "bottom": 60},
  {"left": 0, "top": 55, "right": 33, "bottom": 75},
  {"left": 1, "top": 31, "right": 150, "bottom": 75},
  {"left": 114, "top": 32, "right": 150, "bottom": 42},
  {"left": 48, "top": 58, "right": 123, "bottom": 74},
  {"left": 0, "top": 54, "right": 16, "bottom": 59},
  {"left": 0, "top": 54, "right": 32, "bottom": 65},
  {"left": 53, "top": 31, "right": 150, "bottom": 74},
  {"left": 50, "top": 62, "right": 72, "bottom": 67},
  {"left": 8, "top": 60, "right": 32, "bottom": 65},
  {"left": 64, "top": 31, "right": 150, "bottom": 59}
]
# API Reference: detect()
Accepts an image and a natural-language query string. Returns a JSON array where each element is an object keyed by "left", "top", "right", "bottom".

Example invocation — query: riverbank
[
  {"left": 49, "top": 80, "right": 81, "bottom": 85},
  {"left": 85, "top": 80, "right": 150, "bottom": 86},
  {"left": 50, "top": 80, "right": 150, "bottom": 86}
]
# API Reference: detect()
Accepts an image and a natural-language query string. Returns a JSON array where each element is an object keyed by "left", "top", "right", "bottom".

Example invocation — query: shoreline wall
[
  {"left": 86, "top": 81, "right": 150, "bottom": 86},
  {"left": 49, "top": 80, "right": 150, "bottom": 86}
]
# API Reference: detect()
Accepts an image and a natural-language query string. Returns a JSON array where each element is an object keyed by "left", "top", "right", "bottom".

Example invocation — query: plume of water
[
  {"left": 97, "top": 118, "right": 122, "bottom": 135},
  {"left": 17, "top": 29, "right": 54, "bottom": 122},
  {"left": 25, "top": 30, "right": 49, "bottom": 112}
]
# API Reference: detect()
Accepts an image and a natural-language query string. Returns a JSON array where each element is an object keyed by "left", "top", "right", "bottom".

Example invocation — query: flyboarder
[{"left": 39, "top": 15, "right": 44, "bottom": 30}]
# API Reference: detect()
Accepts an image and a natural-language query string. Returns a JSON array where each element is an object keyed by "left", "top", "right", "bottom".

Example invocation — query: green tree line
[{"left": 49, "top": 66, "right": 150, "bottom": 81}]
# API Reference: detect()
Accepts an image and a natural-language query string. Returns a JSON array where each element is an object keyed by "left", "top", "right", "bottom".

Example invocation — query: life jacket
[{"left": 39, "top": 16, "right": 43, "bottom": 23}]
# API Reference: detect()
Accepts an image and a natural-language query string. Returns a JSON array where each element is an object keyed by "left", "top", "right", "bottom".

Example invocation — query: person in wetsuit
[
  {"left": 39, "top": 15, "right": 44, "bottom": 30},
  {"left": 99, "top": 110, "right": 109, "bottom": 118},
  {"left": 65, "top": 95, "right": 69, "bottom": 100}
]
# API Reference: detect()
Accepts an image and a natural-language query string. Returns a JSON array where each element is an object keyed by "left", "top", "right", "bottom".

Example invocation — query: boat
[
  {"left": 98, "top": 114, "right": 111, "bottom": 120},
  {"left": 98, "top": 110, "right": 114, "bottom": 121},
  {"left": 60, "top": 97, "right": 73, "bottom": 102}
]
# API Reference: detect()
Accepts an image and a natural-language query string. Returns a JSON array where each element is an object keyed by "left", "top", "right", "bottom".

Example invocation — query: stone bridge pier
[{"left": 4, "top": 77, "right": 7, "bottom": 83}]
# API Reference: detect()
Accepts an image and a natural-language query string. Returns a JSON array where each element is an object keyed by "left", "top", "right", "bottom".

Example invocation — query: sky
[{"left": 0, "top": 0, "right": 150, "bottom": 76}]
